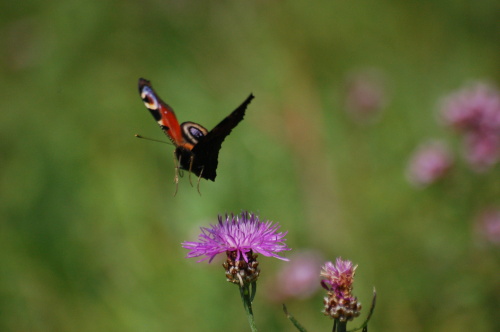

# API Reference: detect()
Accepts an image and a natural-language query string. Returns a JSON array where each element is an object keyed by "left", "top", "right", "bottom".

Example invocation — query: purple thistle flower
[
  {"left": 182, "top": 212, "right": 290, "bottom": 263},
  {"left": 321, "top": 258, "right": 357, "bottom": 292},
  {"left": 321, "top": 258, "right": 362, "bottom": 322}
]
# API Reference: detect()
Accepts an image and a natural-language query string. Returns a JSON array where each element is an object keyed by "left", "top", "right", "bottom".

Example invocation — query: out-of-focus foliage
[{"left": 1, "top": 1, "right": 499, "bottom": 331}]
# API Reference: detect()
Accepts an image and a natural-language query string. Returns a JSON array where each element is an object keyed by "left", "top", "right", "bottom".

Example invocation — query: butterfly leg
[
  {"left": 173, "top": 151, "right": 180, "bottom": 196},
  {"left": 196, "top": 167, "right": 204, "bottom": 195},
  {"left": 187, "top": 155, "right": 195, "bottom": 187}
]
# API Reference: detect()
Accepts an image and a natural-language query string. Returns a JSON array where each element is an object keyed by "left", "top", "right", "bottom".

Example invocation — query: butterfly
[{"left": 138, "top": 78, "right": 254, "bottom": 192}]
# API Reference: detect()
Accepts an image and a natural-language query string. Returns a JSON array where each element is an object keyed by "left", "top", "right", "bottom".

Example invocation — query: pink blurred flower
[
  {"left": 440, "top": 82, "right": 500, "bottom": 172},
  {"left": 344, "top": 69, "right": 388, "bottom": 123},
  {"left": 440, "top": 83, "right": 500, "bottom": 133},
  {"left": 463, "top": 132, "right": 500, "bottom": 172},
  {"left": 406, "top": 141, "right": 453, "bottom": 187},
  {"left": 475, "top": 209, "right": 500, "bottom": 245},
  {"left": 267, "top": 250, "right": 323, "bottom": 302}
]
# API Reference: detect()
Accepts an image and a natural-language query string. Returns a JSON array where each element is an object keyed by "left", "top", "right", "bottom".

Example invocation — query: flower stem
[
  {"left": 336, "top": 320, "right": 347, "bottom": 332},
  {"left": 347, "top": 287, "right": 377, "bottom": 332},
  {"left": 282, "top": 304, "right": 308, "bottom": 332},
  {"left": 239, "top": 283, "right": 258, "bottom": 332}
]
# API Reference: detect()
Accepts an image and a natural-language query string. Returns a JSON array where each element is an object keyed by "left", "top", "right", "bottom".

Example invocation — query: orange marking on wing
[
  {"left": 158, "top": 102, "right": 184, "bottom": 146},
  {"left": 180, "top": 142, "right": 195, "bottom": 151}
]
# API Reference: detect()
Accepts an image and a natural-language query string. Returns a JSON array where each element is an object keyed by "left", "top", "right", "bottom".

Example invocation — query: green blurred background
[{"left": 1, "top": 0, "right": 499, "bottom": 331}]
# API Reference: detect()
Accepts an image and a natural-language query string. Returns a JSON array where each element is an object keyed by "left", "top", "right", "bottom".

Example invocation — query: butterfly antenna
[{"left": 135, "top": 134, "right": 172, "bottom": 145}]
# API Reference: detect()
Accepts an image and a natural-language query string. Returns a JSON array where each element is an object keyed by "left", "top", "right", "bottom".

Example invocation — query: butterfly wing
[
  {"left": 139, "top": 77, "right": 254, "bottom": 183},
  {"left": 191, "top": 93, "right": 254, "bottom": 181},
  {"left": 138, "top": 78, "right": 184, "bottom": 146}
]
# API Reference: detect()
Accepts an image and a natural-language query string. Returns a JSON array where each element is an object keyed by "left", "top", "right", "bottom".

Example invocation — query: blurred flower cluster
[
  {"left": 405, "top": 81, "right": 500, "bottom": 246},
  {"left": 407, "top": 81, "right": 500, "bottom": 187},
  {"left": 440, "top": 82, "right": 500, "bottom": 172}
]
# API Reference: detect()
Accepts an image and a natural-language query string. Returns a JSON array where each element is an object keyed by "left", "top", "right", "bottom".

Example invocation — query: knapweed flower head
[
  {"left": 321, "top": 258, "right": 357, "bottom": 294},
  {"left": 406, "top": 140, "right": 453, "bottom": 187},
  {"left": 321, "top": 258, "right": 361, "bottom": 322},
  {"left": 182, "top": 212, "right": 290, "bottom": 285}
]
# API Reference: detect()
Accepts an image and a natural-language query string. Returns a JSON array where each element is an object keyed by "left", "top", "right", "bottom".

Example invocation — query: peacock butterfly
[{"left": 138, "top": 78, "right": 254, "bottom": 190}]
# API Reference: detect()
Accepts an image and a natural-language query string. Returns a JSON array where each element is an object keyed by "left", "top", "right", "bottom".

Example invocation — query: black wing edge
[
  {"left": 207, "top": 93, "right": 254, "bottom": 139},
  {"left": 138, "top": 78, "right": 151, "bottom": 94},
  {"left": 192, "top": 93, "right": 255, "bottom": 181}
]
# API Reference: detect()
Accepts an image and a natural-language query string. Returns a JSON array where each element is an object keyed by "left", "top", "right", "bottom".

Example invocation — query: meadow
[{"left": 1, "top": 1, "right": 499, "bottom": 331}]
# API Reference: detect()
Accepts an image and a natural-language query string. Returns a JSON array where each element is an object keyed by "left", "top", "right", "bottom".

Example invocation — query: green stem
[
  {"left": 282, "top": 304, "right": 308, "bottom": 332},
  {"left": 336, "top": 320, "right": 347, "bottom": 332},
  {"left": 347, "top": 287, "right": 377, "bottom": 332},
  {"left": 239, "top": 283, "right": 258, "bottom": 332}
]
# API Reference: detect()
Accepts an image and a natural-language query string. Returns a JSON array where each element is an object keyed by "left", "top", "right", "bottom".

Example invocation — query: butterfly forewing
[
  {"left": 191, "top": 93, "right": 255, "bottom": 180},
  {"left": 138, "top": 78, "right": 184, "bottom": 146}
]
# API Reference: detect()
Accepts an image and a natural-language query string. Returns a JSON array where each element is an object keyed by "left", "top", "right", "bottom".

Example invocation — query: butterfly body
[{"left": 138, "top": 78, "right": 254, "bottom": 182}]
